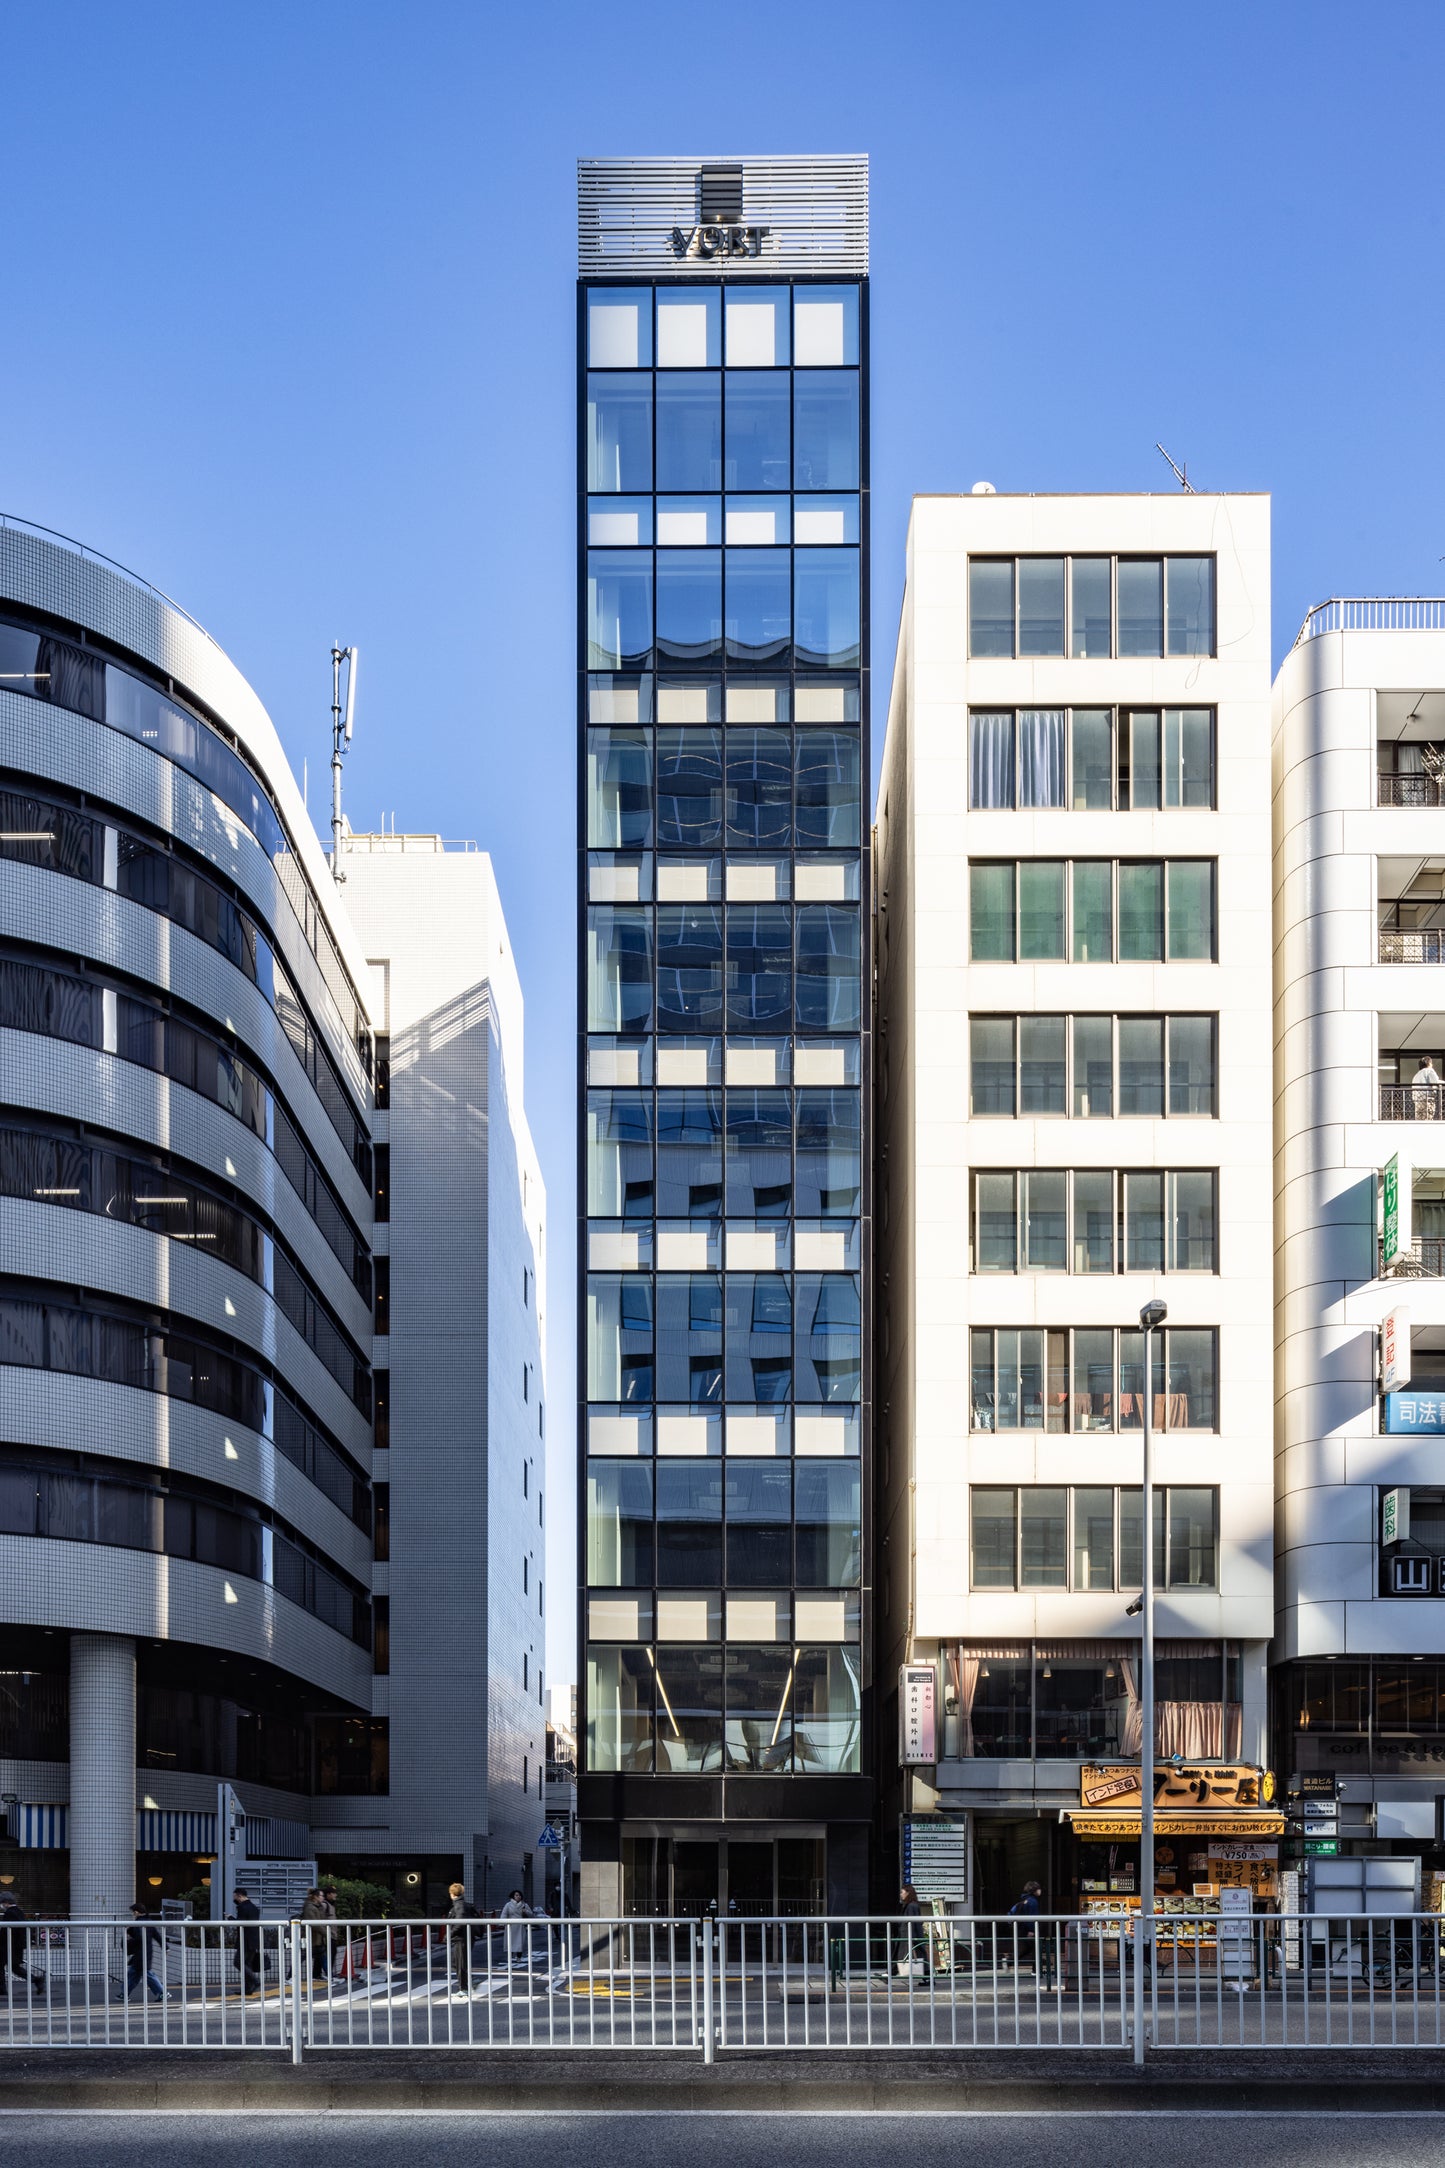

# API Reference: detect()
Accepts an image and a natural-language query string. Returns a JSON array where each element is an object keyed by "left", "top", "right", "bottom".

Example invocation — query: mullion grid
[
  {"left": 969, "top": 1323, "right": 1215, "bottom": 1435},
  {"left": 981, "top": 858, "right": 1213, "bottom": 963},
  {"left": 996, "top": 555, "right": 1209, "bottom": 661},
  {"left": 977, "top": 1012, "right": 1216, "bottom": 1119},
  {"left": 979, "top": 1483, "right": 1203, "bottom": 1594},
  {"left": 969, "top": 1167, "right": 1217, "bottom": 1273}
]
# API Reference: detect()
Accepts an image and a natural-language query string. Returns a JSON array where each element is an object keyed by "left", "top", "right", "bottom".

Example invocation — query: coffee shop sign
[{"left": 670, "top": 223, "right": 772, "bottom": 260}]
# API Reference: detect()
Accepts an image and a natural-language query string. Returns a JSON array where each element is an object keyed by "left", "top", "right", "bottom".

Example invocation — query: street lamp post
[{"left": 1133, "top": 1296, "right": 1166, "bottom": 2067}]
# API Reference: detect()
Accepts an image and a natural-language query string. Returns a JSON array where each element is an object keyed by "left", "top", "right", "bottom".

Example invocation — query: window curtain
[
  {"left": 1120, "top": 1659, "right": 1240, "bottom": 1756},
  {"left": 947, "top": 1647, "right": 979, "bottom": 1759},
  {"left": 1120, "top": 1657, "right": 1141, "bottom": 1754},
  {"left": 969, "top": 713, "right": 1014, "bottom": 808},
  {"left": 1018, "top": 710, "right": 1066, "bottom": 807}
]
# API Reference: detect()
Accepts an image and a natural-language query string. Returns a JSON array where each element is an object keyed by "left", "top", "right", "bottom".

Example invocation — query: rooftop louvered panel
[{"left": 578, "top": 155, "right": 868, "bottom": 278}]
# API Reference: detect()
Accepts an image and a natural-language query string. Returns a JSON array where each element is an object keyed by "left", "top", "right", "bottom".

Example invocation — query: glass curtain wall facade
[{"left": 577, "top": 158, "right": 871, "bottom": 1915}]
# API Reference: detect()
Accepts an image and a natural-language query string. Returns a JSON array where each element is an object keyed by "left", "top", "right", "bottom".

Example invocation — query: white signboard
[
  {"left": 1382, "top": 1306, "right": 1411, "bottom": 1394},
  {"left": 1384, "top": 1486, "right": 1410, "bottom": 1546},
  {"left": 899, "top": 1664, "right": 937, "bottom": 1765}
]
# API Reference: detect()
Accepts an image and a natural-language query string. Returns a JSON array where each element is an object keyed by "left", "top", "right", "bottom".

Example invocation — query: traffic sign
[{"left": 537, "top": 1825, "right": 562, "bottom": 1849}]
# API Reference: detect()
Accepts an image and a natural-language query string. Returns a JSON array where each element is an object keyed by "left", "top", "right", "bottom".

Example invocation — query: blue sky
[{"left": 5, "top": 1, "right": 1444, "bottom": 1676}]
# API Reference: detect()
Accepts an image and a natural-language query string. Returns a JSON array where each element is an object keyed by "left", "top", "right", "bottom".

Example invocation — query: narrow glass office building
[{"left": 578, "top": 156, "right": 872, "bottom": 1916}]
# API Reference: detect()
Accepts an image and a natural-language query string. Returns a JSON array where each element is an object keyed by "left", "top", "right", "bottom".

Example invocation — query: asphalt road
[{"left": 4, "top": 2113, "right": 1445, "bottom": 2167}]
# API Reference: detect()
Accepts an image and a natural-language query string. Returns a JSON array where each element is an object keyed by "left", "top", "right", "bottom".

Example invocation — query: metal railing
[
  {"left": 5, "top": 1913, "right": 1445, "bottom": 2056},
  {"left": 1379, "top": 930, "right": 1445, "bottom": 964},
  {"left": 1378, "top": 774, "right": 1445, "bottom": 808},
  {"left": 1380, "top": 1083, "right": 1445, "bottom": 1121},
  {"left": 1295, "top": 598, "right": 1445, "bottom": 644},
  {"left": 1378, "top": 1237, "right": 1445, "bottom": 1277}
]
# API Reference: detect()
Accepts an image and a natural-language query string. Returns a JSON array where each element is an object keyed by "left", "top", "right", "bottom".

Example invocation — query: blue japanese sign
[{"left": 1383, "top": 1392, "right": 1445, "bottom": 1434}]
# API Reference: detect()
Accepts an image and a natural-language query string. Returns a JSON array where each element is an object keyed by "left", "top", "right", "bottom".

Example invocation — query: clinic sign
[
  {"left": 1383, "top": 1154, "right": 1412, "bottom": 1270},
  {"left": 899, "top": 1664, "right": 937, "bottom": 1766},
  {"left": 1381, "top": 1306, "right": 1411, "bottom": 1394}
]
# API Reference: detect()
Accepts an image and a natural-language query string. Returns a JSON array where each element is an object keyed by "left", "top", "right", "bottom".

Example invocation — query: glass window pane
[
  {"left": 1117, "top": 559, "right": 1164, "bottom": 656},
  {"left": 658, "top": 904, "right": 723, "bottom": 1033},
  {"left": 970, "top": 1329, "right": 996, "bottom": 1432},
  {"left": 656, "top": 1273, "right": 723, "bottom": 1404},
  {"left": 1164, "top": 708, "right": 1214, "bottom": 808},
  {"left": 588, "top": 496, "right": 652, "bottom": 546},
  {"left": 587, "top": 1647, "right": 654, "bottom": 1773},
  {"left": 1166, "top": 1329, "right": 1216, "bottom": 1429},
  {"left": 971, "top": 864, "right": 1015, "bottom": 961},
  {"left": 1120, "top": 1487, "right": 1166, "bottom": 1590},
  {"left": 658, "top": 727, "right": 723, "bottom": 847},
  {"left": 1129, "top": 712, "right": 1161, "bottom": 810},
  {"left": 656, "top": 1461, "right": 723, "bottom": 1584},
  {"left": 587, "top": 728, "right": 652, "bottom": 849},
  {"left": 725, "top": 496, "right": 790, "bottom": 545},
  {"left": 724, "top": 1461, "right": 793, "bottom": 1586},
  {"left": 970, "top": 1016, "right": 1016, "bottom": 1115},
  {"left": 969, "top": 561, "right": 1014, "bottom": 658},
  {"left": 1169, "top": 1170, "right": 1216, "bottom": 1270},
  {"left": 1019, "top": 1015, "right": 1066, "bottom": 1114},
  {"left": 588, "top": 552, "right": 653, "bottom": 671},
  {"left": 1018, "top": 559, "right": 1065, "bottom": 656},
  {"left": 1018, "top": 861, "right": 1065, "bottom": 959},
  {"left": 794, "top": 1275, "right": 862, "bottom": 1406},
  {"left": 1167, "top": 1487, "right": 1217, "bottom": 1585},
  {"left": 1073, "top": 1486, "right": 1116, "bottom": 1589},
  {"left": 725, "top": 549, "right": 790, "bottom": 664},
  {"left": 1071, "top": 557, "right": 1112, "bottom": 657},
  {"left": 587, "top": 1275, "right": 654, "bottom": 1402},
  {"left": 1119, "top": 1328, "right": 1145, "bottom": 1431},
  {"left": 656, "top": 1088, "right": 723, "bottom": 1220},
  {"left": 654, "top": 1647, "right": 724, "bottom": 1772},
  {"left": 727, "top": 727, "right": 791, "bottom": 848},
  {"left": 725, "top": 288, "right": 790, "bottom": 367},
  {"left": 725, "top": 1271, "right": 792, "bottom": 1403},
  {"left": 1034, "top": 1655, "right": 1124, "bottom": 1758},
  {"left": 1124, "top": 1171, "right": 1165, "bottom": 1270},
  {"left": 1072, "top": 1015, "right": 1113, "bottom": 1117},
  {"left": 795, "top": 1461, "right": 861, "bottom": 1584},
  {"left": 971, "top": 1488, "right": 1016, "bottom": 1588},
  {"left": 794, "top": 550, "right": 859, "bottom": 669},
  {"left": 994, "top": 1327, "right": 1023, "bottom": 1430},
  {"left": 970, "top": 712, "right": 1015, "bottom": 808},
  {"left": 587, "top": 1090, "right": 654, "bottom": 1217},
  {"left": 656, "top": 373, "right": 722, "bottom": 491},
  {"left": 1166, "top": 558, "right": 1215, "bottom": 656},
  {"left": 588, "top": 290, "right": 652, "bottom": 368},
  {"left": 725, "top": 1644, "right": 796, "bottom": 1768},
  {"left": 1167, "top": 1016, "right": 1215, "bottom": 1114},
  {"left": 1072, "top": 862, "right": 1113, "bottom": 962},
  {"left": 1118, "top": 862, "right": 1164, "bottom": 961},
  {"left": 588, "top": 907, "right": 653, "bottom": 1034},
  {"left": 793, "top": 372, "right": 858, "bottom": 489},
  {"left": 725, "top": 1092, "right": 792, "bottom": 1220},
  {"left": 974, "top": 1172, "right": 1017, "bottom": 1272},
  {"left": 793, "top": 1646, "right": 862, "bottom": 1773},
  {"left": 1072, "top": 1329, "right": 1115, "bottom": 1432},
  {"left": 1166, "top": 861, "right": 1215, "bottom": 960},
  {"left": 725, "top": 372, "right": 790, "bottom": 490},
  {"left": 727, "top": 907, "right": 792, "bottom": 1032},
  {"left": 1117, "top": 1016, "right": 1164, "bottom": 1115},
  {"left": 656, "top": 550, "right": 722, "bottom": 665},
  {"left": 1017, "top": 1328, "right": 1047, "bottom": 1428},
  {"left": 796, "top": 1086, "right": 861, "bottom": 1216},
  {"left": 794, "top": 905, "right": 861, "bottom": 1032},
  {"left": 587, "top": 374, "right": 653, "bottom": 492},
  {"left": 793, "top": 286, "right": 858, "bottom": 365},
  {"left": 588, "top": 1461, "right": 654, "bottom": 1586},
  {"left": 1072, "top": 1169, "right": 1115, "bottom": 1272},
  {"left": 793, "top": 495, "right": 858, "bottom": 544},
  {"left": 1018, "top": 710, "right": 1066, "bottom": 807},
  {"left": 656, "top": 496, "right": 720, "bottom": 545},
  {"left": 795, "top": 730, "right": 861, "bottom": 848},
  {"left": 1070, "top": 709, "right": 1113, "bottom": 809},
  {"left": 1023, "top": 1170, "right": 1067, "bottom": 1270},
  {"left": 1020, "top": 1487, "right": 1067, "bottom": 1586},
  {"left": 656, "top": 289, "right": 719, "bottom": 367}
]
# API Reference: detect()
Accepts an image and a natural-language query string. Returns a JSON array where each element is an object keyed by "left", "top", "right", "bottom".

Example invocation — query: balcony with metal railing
[{"left": 1296, "top": 598, "right": 1445, "bottom": 644}]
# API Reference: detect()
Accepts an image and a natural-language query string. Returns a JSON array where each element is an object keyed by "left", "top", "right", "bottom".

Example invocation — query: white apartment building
[
  {"left": 1274, "top": 602, "right": 1445, "bottom": 1864},
  {"left": 876, "top": 491, "right": 1275, "bottom": 1913}
]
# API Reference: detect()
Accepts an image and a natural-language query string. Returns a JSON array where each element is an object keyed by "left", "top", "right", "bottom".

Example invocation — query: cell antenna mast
[
  {"left": 330, "top": 644, "right": 359, "bottom": 878},
  {"left": 1155, "top": 442, "right": 1195, "bottom": 493}
]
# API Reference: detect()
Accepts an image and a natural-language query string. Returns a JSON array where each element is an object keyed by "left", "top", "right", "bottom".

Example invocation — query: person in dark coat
[
  {"left": 900, "top": 1883, "right": 929, "bottom": 1973},
  {"left": 231, "top": 1887, "right": 264, "bottom": 1995},
  {"left": 447, "top": 1882, "right": 480, "bottom": 1999},
  {"left": 0, "top": 1895, "right": 41, "bottom": 2000},
  {"left": 1008, "top": 1879, "right": 1043, "bottom": 1974},
  {"left": 125, "top": 1905, "right": 167, "bottom": 2001}
]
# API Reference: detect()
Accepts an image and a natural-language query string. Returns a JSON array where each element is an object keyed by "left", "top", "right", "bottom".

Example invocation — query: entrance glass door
[
  {"left": 724, "top": 1840, "right": 774, "bottom": 1918},
  {"left": 670, "top": 1840, "right": 719, "bottom": 1919}
]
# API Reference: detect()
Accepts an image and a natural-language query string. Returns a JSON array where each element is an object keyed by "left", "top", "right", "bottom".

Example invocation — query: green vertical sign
[{"left": 1384, "top": 1154, "right": 1400, "bottom": 1268}]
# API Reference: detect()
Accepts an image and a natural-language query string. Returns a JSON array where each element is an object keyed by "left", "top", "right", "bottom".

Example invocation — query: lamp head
[
  {"left": 1125, "top": 1594, "right": 1144, "bottom": 1618},
  {"left": 1139, "top": 1298, "right": 1168, "bottom": 1330}
]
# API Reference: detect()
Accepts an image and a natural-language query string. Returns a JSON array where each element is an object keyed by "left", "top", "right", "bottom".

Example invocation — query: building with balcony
[
  {"left": 1274, "top": 598, "right": 1445, "bottom": 1864},
  {"left": 876, "top": 492, "right": 1275, "bottom": 1913},
  {"left": 577, "top": 156, "right": 873, "bottom": 1918}
]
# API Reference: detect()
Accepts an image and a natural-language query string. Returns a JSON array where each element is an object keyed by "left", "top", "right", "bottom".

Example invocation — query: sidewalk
[{"left": 3, "top": 2046, "right": 1445, "bottom": 2112}]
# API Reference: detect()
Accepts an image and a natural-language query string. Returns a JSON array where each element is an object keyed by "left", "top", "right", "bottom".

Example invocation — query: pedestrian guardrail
[{"left": 3, "top": 1912, "right": 1444, "bottom": 2057}]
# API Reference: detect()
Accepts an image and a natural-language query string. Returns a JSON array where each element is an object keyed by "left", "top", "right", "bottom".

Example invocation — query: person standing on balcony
[{"left": 1413, "top": 1055, "right": 1442, "bottom": 1119}]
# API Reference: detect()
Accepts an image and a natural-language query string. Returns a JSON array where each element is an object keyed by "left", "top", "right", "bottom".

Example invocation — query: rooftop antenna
[
  {"left": 1155, "top": 442, "right": 1195, "bottom": 493},
  {"left": 330, "top": 644, "right": 358, "bottom": 878}
]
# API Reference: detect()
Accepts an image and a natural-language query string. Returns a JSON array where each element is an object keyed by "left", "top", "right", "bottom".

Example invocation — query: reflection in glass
[
  {"left": 588, "top": 1461, "right": 654, "bottom": 1586},
  {"left": 969, "top": 561, "right": 1014, "bottom": 658},
  {"left": 656, "top": 1462, "right": 723, "bottom": 1585},
  {"left": 725, "top": 1462, "right": 793, "bottom": 1585},
  {"left": 725, "top": 497, "right": 790, "bottom": 545},
  {"left": 794, "top": 551, "right": 859, "bottom": 668},
  {"left": 725, "top": 287, "right": 790, "bottom": 367},
  {"left": 587, "top": 908, "right": 652, "bottom": 1034},
  {"left": 1019, "top": 861, "right": 1065, "bottom": 959},
  {"left": 1023, "top": 1171, "right": 1067, "bottom": 1270},
  {"left": 1166, "top": 558, "right": 1214, "bottom": 656},
  {"left": 725, "top": 549, "right": 790, "bottom": 663},
  {"left": 795, "top": 1275, "right": 862, "bottom": 1404},
  {"left": 725, "top": 1273, "right": 792, "bottom": 1403},
  {"left": 970, "top": 1489, "right": 1017, "bottom": 1588},
  {"left": 793, "top": 286, "right": 858, "bottom": 365},
  {"left": 796, "top": 1089, "right": 861, "bottom": 1215},
  {"left": 1073, "top": 1015, "right": 1113, "bottom": 1116},
  {"left": 588, "top": 497, "right": 652, "bottom": 546},
  {"left": 1117, "top": 558, "right": 1164, "bottom": 656},
  {"left": 1119, "top": 861, "right": 1164, "bottom": 960},
  {"left": 588, "top": 291, "right": 652, "bottom": 368},
  {"left": 1118, "top": 1017, "right": 1164, "bottom": 1115},
  {"left": 1170, "top": 1170, "right": 1215, "bottom": 1270},
  {"left": 971, "top": 863, "right": 1014, "bottom": 961},
  {"left": 1018, "top": 560, "right": 1065, "bottom": 657},
  {"left": 1072, "top": 1170, "right": 1115, "bottom": 1272},
  {"left": 1019, "top": 1016, "right": 1066, "bottom": 1114},
  {"left": 795, "top": 1461, "right": 861, "bottom": 1582},
  {"left": 587, "top": 1091, "right": 653, "bottom": 1217},
  {"left": 656, "top": 1274, "right": 723, "bottom": 1404},
  {"left": 656, "top": 497, "right": 720, "bottom": 545},
  {"left": 587, "top": 1646, "right": 653, "bottom": 1772},
  {"left": 795, "top": 731, "right": 860, "bottom": 847},
  {"left": 1167, "top": 1016, "right": 1215, "bottom": 1114},
  {"left": 1124, "top": 1172, "right": 1166, "bottom": 1270},
  {"left": 795, "top": 906, "right": 861, "bottom": 1032},
  {"left": 726, "top": 1091, "right": 792, "bottom": 1218},
  {"left": 1164, "top": 709, "right": 1213, "bottom": 807},
  {"left": 656, "top": 373, "right": 721, "bottom": 491},
  {"left": 726, "top": 1644, "right": 796, "bottom": 1768},
  {"left": 588, "top": 553, "right": 652, "bottom": 670},
  {"left": 657, "top": 728, "right": 723, "bottom": 846},
  {"left": 793, "top": 373, "right": 859, "bottom": 489},
  {"left": 727, "top": 729, "right": 791, "bottom": 847},
  {"left": 656, "top": 1090, "right": 723, "bottom": 1220},
  {"left": 794, "top": 495, "right": 859, "bottom": 544},
  {"left": 656, "top": 289, "right": 719, "bottom": 367},
  {"left": 1072, "top": 862, "right": 1113, "bottom": 962},
  {"left": 1129, "top": 711, "right": 1161, "bottom": 810},
  {"left": 793, "top": 1646, "right": 861, "bottom": 1771},
  {"left": 1020, "top": 1488, "right": 1067, "bottom": 1586},
  {"left": 1167, "top": 861, "right": 1214, "bottom": 960},
  {"left": 1071, "top": 558, "right": 1112, "bottom": 657},
  {"left": 727, "top": 908, "right": 792, "bottom": 1031},
  {"left": 725, "top": 372, "right": 791, "bottom": 490},
  {"left": 587, "top": 375, "right": 653, "bottom": 491},
  {"left": 1070, "top": 710, "right": 1112, "bottom": 809},
  {"left": 654, "top": 1645, "right": 724, "bottom": 1771},
  {"left": 656, "top": 550, "right": 722, "bottom": 664},
  {"left": 657, "top": 904, "right": 724, "bottom": 1032},
  {"left": 588, "top": 1276, "right": 654, "bottom": 1402},
  {"left": 975, "top": 1172, "right": 1017, "bottom": 1271},
  {"left": 587, "top": 729, "right": 651, "bottom": 849}
]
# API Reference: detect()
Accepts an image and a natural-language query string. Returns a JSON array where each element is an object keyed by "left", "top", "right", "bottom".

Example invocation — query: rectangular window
[
  {"left": 1017, "top": 560, "right": 1065, "bottom": 657},
  {"left": 1022, "top": 1170, "right": 1067, "bottom": 1270},
  {"left": 970, "top": 1016, "right": 1016, "bottom": 1115},
  {"left": 972, "top": 1170, "right": 1215, "bottom": 1273},
  {"left": 1072, "top": 1169, "right": 1115, "bottom": 1272},
  {"left": 1166, "top": 558, "right": 1215, "bottom": 656},
  {"left": 1117, "top": 1016, "right": 1164, "bottom": 1116},
  {"left": 969, "top": 711, "right": 1015, "bottom": 808},
  {"left": 1167, "top": 1016, "right": 1216, "bottom": 1114},
  {"left": 974, "top": 1328, "right": 1216, "bottom": 1435},
  {"left": 1164, "top": 709, "right": 1214, "bottom": 807},
  {"left": 1071, "top": 558, "right": 1112, "bottom": 657},
  {"left": 1166, "top": 861, "right": 1215, "bottom": 959},
  {"left": 1018, "top": 1015, "right": 1066, "bottom": 1114},
  {"left": 588, "top": 290, "right": 652, "bottom": 369},
  {"left": 1072, "top": 1015, "right": 1113, "bottom": 1117},
  {"left": 1070, "top": 709, "right": 1113, "bottom": 808},
  {"left": 1127, "top": 711, "right": 1161, "bottom": 810},
  {"left": 968, "top": 561, "right": 1014, "bottom": 658},
  {"left": 969, "top": 863, "right": 1015, "bottom": 961},
  {"left": 971, "top": 1485, "right": 1217, "bottom": 1589},
  {"left": 974, "top": 1172, "right": 1018, "bottom": 1272},
  {"left": 1119, "top": 861, "right": 1164, "bottom": 960},
  {"left": 1018, "top": 861, "right": 1065, "bottom": 959},
  {"left": 1018, "top": 710, "right": 1066, "bottom": 806},
  {"left": 1117, "top": 558, "right": 1164, "bottom": 656},
  {"left": 1072, "top": 862, "right": 1113, "bottom": 962}
]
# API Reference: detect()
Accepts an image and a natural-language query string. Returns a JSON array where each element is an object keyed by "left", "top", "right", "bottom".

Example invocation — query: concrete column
[
  {"left": 1239, "top": 1640, "right": 1270, "bottom": 1769},
  {"left": 68, "top": 1634, "right": 135, "bottom": 1917}
]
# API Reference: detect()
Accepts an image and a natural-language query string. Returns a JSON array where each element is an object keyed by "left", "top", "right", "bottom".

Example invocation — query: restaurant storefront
[{"left": 1064, "top": 1762, "right": 1284, "bottom": 1934}]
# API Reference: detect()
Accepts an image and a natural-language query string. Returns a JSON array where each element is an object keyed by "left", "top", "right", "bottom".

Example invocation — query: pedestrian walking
[
  {"left": 898, "top": 1882, "right": 929, "bottom": 1975},
  {"left": 500, "top": 1888, "right": 533, "bottom": 1967},
  {"left": 1007, "top": 1879, "right": 1043, "bottom": 1975},
  {"left": 230, "top": 1887, "right": 263, "bottom": 1996},
  {"left": 125, "top": 1905, "right": 167, "bottom": 2002},
  {"left": 300, "top": 1887, "right": 333, "bottom": 1981},
  {"left": 0, "top": 1894, "right": 41, "bottom": 2001},
  {"left": 447, "top": 1882, "right": 480, "bottom": 1998}
]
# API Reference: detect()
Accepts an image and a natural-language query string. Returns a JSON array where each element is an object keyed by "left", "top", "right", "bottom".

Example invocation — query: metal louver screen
[{"left": 579, "top": 154, "right": 868, "bottom": 276}]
